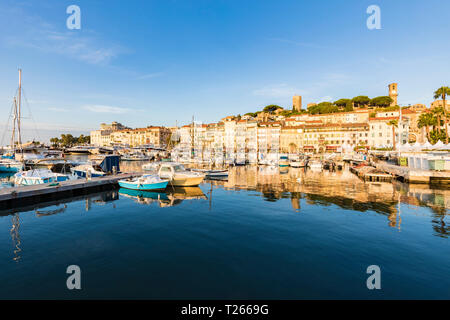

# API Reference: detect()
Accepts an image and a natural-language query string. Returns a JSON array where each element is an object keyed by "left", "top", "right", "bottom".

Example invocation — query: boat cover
[{"left": 100, "top": 155, "right": 120, "bottom": 173}]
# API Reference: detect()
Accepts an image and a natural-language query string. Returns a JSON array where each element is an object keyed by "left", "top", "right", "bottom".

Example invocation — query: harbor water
[{"left": 0, "top": 164, "right": 448, "bottom": 299}]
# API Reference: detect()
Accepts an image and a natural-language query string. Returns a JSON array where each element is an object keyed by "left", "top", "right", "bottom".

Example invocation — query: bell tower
[
  {"left": 388, "top": 83, "right": 398, "bottom": 106},
  {"left": 293, "top": 95, "right": 302, "bottom": 112}
]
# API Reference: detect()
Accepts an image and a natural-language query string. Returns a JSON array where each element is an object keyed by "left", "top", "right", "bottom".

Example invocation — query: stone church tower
[
  {"left": 388, "top": 83, "right": 398, "bottom": 106},
  {"left": 293, "top": 95, "right": 302, "bottom": 112}
]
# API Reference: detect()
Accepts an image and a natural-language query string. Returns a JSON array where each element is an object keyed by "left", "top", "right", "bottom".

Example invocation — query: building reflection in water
[
  {"left": 211, "top": 165, "right": 448, "bottom": 236},
  {"left": 2, "top": 165, "right": 449, "bottom": 263}
]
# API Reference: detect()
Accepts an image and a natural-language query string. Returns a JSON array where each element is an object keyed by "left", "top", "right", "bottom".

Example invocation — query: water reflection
[
  {"left": 210, "top": 165, "right": 449, "bottom": 237},
  {"left": 0, "top": 173, "right": 15, "bottom": 189},
  {"left": 10, "top": 213, "right": 21, "bottom": 262},
  {"left": 119, "top": 187, "right": 207, "bottom": 208}
]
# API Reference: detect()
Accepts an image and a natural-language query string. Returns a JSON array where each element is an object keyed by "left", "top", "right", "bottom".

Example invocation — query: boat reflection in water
[
  {"left": 119, "top": 186, "right": 207, "bottom": 208},
  {"left": 0, "top": 172, "right": 15, "bottom": 188}
]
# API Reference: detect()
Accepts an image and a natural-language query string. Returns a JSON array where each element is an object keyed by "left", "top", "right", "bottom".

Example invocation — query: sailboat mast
[
  {"left": 11, "top": 97, "right": 17, "bottom": 155},
  {"left": 17, "top": 69, "right": 23, "bottom": 147}
]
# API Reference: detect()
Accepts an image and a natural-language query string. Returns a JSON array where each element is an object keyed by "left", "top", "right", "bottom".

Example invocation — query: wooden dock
[
  {"left": 374, "top": 162, "right": 450, "bottom": 185},
  {"left": 0, "top": 173, "right": 138, "bottom": 210},
  {"left": 350, "top": 165, "right": 394, "bottom": 182}
]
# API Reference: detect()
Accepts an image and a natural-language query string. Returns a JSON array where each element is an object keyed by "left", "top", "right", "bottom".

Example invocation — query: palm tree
[
  {"left": 388, "top": 119, "right": 398, "bottom": 150},
  {"left": 431, "top": 106, "right": 444, "bottom": 135},
  {"left": 434, "top": 86, "right": 450, "bottom": 143},
  {"left": 418, "top": 112, "right": 437, "bottom": 143}
]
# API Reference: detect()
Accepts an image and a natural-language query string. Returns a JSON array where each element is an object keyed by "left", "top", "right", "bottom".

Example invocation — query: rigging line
[
  {"left": 21, "top": 88, "right": 42, "bottom": 143},
  {"left": 0, "top": 99, "right": 16, "bottom": 148},
  {"left": 0, "top": 88, "right": 19, "bottom": 147}
]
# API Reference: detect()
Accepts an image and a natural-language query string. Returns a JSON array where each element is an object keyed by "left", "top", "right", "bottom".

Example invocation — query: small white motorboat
[
  {"left": 158, "top": 162, "right": 205, "bottom": 187},
  {"left": 71, "top": 164, "right": 107, "bottom": 178},
  {"left": 191, "top": 168, "right": 229, "bottom": 179},
  {"left": 290, "top": 159, "right": 307, "bottom": 168},
  {"left": 121, "top": 153, "right": 150, "bottom": 161},
  {"left": 308, "top": 161, "right": 323, "bottom": 170},
  {"left": 14, "top": 169, "right": 71, "bottom": 185},
  {"left": 118, "top": 174, "right": 169, "bottom": 191}
]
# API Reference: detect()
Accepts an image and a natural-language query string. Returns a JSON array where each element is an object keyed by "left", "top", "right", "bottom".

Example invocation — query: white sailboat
[
  {"left": 0, "top": 71, "right": 25, "bottom": 173},
  {"left": 8, "top": 69, "right": 70, "bottom": 185}
]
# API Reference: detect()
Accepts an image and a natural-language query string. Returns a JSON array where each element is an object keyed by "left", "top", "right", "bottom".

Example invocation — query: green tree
[
  {"left": 433, "top": 86, "right": 450, "bottom": 143},
  {"left": 387, "top": 119, "right": 398, "bottom": 150},
  {"left": 371, "top": 96, "right": 394, "bottom": 108},
  {"left": 50, "top": 137, "right": 59, "bottom": 147},
  {"left": 344, "top": 102, "right": 354, "bottom": 112},
  {"left": 429, "top": 129, "right": 447, "bottom": 145},
  {"left": 431, "top": 107, "right": 444, "bottom": 135},
  {"left": 352, "top": 96, "right": 370, "bottom": 108},
  {"left": 334, "top": 99, "right": 351, "bottom": 108},
  {"left": 418, "top": 112, "right": 436, "bottom": 143},
  {"left": 263, "top": 105, "right": 283, "bottom": 114}
]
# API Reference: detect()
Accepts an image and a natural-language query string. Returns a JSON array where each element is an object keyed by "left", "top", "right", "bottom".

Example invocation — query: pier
[
  {"left": 374, "top": 162, "right": 450, "bottom": 185},
  {"left": 350, "top": 165, "right": 394, "bottom": 182},
  {"left": 0, "top": 173, "right": 138, "bottom": 210}
]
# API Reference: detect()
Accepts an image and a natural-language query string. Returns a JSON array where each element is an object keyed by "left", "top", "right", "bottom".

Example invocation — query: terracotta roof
[
  {"left": 306, "top": 120, "right": 323, "bottom": 124},
  {"left": 369, "top": 116, "right": 399, "bottom": 121}
]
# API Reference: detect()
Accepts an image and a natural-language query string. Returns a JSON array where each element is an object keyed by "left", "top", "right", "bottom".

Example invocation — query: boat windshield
[{"left": 173, "top": 165, "right": 185, "bottom": 172}]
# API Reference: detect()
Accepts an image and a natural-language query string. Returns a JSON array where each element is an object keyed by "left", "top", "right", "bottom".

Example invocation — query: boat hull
[
  {"left": 118, "top": 180, "right": 169, "bottom": 191},
  {"left": 72, "top": 170, "right": 106, "bottom": 178},
  {"left": 169, "top": 176, "right": 204, "bottom": 187},
  {"left": 0, "top": 165, "right": 21, "bottom": 173}
]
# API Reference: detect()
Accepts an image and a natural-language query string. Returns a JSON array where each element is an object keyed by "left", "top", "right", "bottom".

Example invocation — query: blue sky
[{"left": 0, "top": 0, "right": 449, "bottom": 142}]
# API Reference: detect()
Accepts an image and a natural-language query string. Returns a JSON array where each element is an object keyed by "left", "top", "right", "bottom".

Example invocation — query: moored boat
[
  {"left": 121, "top": 153, "right": 150, "bottom": 161},
  {"left": 308, "top": 161, "right": 323, "bottom": 170},
  {"left": 290, "top": 159, "right": 307, "bottom": 168},
  {"left": 279, "top": 155, "right": 290, "bottom": 167},
  {"left": 71, "top": 155, "right": 120, "bottom": 178},
  {"left": 158, "top": 162, "right": 205, "bottom": 186},
  {"left": 14, "top": 169, "right": 70, "bottom": 185},
  {"left": 118, "top": 174, "right": 169, "bottom": 191},
  {"left": 0, "top": 159, "right": 24, "bottom": 173},
  {"left": 191, "top": 168, "right": 229, "bottom": 179},
  {"left": 71, "top": 164, "right": 107, "bottom": 178}
]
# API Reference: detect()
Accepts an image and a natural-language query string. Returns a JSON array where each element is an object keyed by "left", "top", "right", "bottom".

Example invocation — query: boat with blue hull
[
  {"left": 119, "top": 188, "right": 169, "bottom": 201},
  {"left": 0, "top": 159, "right": 23, "bottom": 173},
  {"left": 118, "top": 174, "right": 169, "bottom": 191}
]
